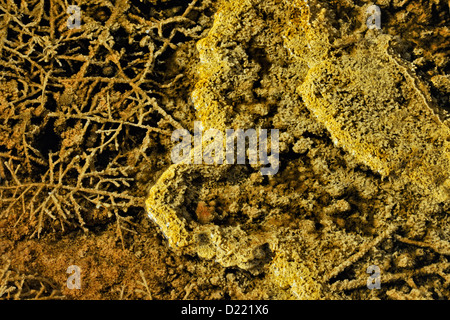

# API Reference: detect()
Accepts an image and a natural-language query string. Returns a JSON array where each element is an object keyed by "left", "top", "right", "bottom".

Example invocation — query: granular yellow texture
[
  {"left": 280, "top": 0, "right": 450, "bottom": 201},
  {"left": 145, "top": 0, "right": 450, "bottom": 300},
  {"left": 269, "top": 252, "right": 322, "bottom": 300},
  {"left": 146, "top": 162, "right": 277, "bottom": 274},
  {"left": 299, "top": 39, "right": 450, "bottom": 200}
]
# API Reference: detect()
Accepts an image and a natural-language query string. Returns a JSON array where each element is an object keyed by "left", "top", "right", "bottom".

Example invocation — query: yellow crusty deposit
[
  {"left": 280, "top": 0, "right": 450, "bottom": 200},
  {"left": 269, "top": 253, "right": 322, "bottom": 300},
  {"left": 299, "top": 40, "right": 450, "bottom": 200},
  {"left": 192, "top": 0, "right": 297, "bottom": 132},
  {"left": 194, "top": 0, "right": 450, "bottom": 202},
  {"left": 146, "top": 161, "right": 277, "bottom": 272},
  {"left": 145, "top": 158, "right": 324, "bottom": 299},
  {"left": 145, "top": 0, "right": 450, "bottom": 299},
  {"left": 145, "top": 168, "right": 191, "bottom": 249},
  {"left": 147, "top": 0, "right": 325, "bottom": 299}
]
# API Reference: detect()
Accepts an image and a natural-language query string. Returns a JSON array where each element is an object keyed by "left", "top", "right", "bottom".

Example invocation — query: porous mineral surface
[
  {"left": 147, "top": 0, "right": 450, "bottom": 299},
  {"left": 1, "top": 0, "right": 449, "bottom": 300}
]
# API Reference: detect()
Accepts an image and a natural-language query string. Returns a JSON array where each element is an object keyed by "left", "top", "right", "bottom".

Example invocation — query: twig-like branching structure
[
  {"left": 0, "top": 259, "right": 64, "bottom": 299},
  {"left": 0, "top": 0, "right": 213, "bottom": 238}
]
